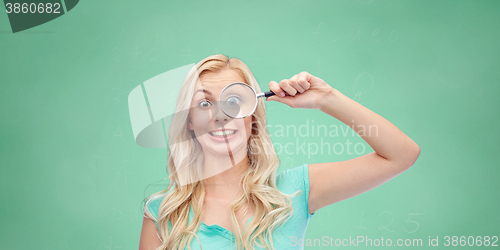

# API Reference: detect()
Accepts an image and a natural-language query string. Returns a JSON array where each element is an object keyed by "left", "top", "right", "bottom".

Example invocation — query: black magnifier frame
[{"left": 219, "top": 82, "right": 275, "bottom": 119}]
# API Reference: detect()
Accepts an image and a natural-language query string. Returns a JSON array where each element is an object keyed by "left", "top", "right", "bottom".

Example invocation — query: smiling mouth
[{"left": 209, "top": 129, "right": 237, "bottom": 137}]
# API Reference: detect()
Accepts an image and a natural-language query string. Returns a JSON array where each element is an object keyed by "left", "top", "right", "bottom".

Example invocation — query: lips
[
  {"left": 207, "top": 129, "right": 238, "bottom": 143},
  {"left": 209, "top": 129, "right": 237, "bottom": 137}
]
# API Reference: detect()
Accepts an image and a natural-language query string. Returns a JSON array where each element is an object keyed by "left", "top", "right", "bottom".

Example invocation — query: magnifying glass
[{"left": 219, "top": 82, "right": 275, "bottom": 118}]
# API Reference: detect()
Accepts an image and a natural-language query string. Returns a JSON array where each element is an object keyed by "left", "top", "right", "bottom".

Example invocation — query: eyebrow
[{"left": 194, "top": 89, "right": 213, "bottom": 96}]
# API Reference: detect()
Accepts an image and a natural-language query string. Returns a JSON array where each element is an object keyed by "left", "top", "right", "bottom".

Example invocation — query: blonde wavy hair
[{"left": 144, "top": 54, "right": 295, "bottom": 250}]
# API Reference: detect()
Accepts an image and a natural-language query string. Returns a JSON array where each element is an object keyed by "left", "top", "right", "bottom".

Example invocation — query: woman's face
[{"left": 188, "top": 69, "right": 253, "bottom": 161}]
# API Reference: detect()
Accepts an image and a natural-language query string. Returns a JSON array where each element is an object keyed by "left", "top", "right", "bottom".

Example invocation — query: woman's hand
[{"left": 267, "top": 71, "right": 334, "bottom": 109}]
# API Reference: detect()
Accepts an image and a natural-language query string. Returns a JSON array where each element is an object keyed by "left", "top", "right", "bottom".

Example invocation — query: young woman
[{"left": 139, "top": 54, "right": 420, "bottom": 250}]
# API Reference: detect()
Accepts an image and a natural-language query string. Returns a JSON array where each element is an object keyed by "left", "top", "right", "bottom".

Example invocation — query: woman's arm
[
  {"left": 267, "top": 72, "right": 420, "bottom": 214},
  {"left": 308, "top": 88, "right": 420, "bottom": 214},
  {"left": 139, "top": 213, "right": 162, "bottom": 250}
]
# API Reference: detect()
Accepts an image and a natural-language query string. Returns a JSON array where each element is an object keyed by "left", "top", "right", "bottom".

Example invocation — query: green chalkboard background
[{"left": 1, "top": 0, "right": 499, "bottom": 249}]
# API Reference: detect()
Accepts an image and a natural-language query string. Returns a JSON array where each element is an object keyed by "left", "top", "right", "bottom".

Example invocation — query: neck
[{"left": 203, "top": 155, "right": 250, "bottom": 200}]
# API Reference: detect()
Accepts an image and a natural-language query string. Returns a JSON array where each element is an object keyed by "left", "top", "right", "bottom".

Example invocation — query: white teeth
[{"left": 209, "top": 130, "right": 236, "bottom": 137}]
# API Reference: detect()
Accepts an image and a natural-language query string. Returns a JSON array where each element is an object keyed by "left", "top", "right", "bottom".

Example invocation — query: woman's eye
[
  {"left": 226, "top": 96, "right": 242, "bottom": 106},
  {"left": 199, "top": 100, "right": 211, "bottom": 108}
]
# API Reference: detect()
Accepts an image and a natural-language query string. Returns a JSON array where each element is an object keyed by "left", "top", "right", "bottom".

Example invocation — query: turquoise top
[{"left": 146, "top": 164, "right": 313, "bottom": 249}]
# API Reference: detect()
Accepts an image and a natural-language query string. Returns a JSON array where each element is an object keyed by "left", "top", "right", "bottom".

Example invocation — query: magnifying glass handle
[
  {"left": 257, "top": 90, "right": 275, "bottom": 98},
  {"left": 264, "top": 90, "right": 275, "bottom": 97}
]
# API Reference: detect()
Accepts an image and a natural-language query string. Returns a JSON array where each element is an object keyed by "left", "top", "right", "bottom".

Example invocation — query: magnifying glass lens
[{"left": 220, "top": 83, "right": 257, "bottom": 118}]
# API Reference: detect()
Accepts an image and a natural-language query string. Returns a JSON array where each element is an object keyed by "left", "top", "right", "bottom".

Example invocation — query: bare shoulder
[{"left": 139, "top": 213, "right": 162, "bottom": 250}]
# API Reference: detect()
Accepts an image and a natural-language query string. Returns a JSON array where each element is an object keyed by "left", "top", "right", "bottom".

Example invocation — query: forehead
[{"left": 195, "top": 69, "right": 246, "bottom": 90}]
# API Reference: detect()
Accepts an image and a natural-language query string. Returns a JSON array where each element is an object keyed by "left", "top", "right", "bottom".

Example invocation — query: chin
[{"left": 198, "top": 134, "right": 248, "bottom": 159}]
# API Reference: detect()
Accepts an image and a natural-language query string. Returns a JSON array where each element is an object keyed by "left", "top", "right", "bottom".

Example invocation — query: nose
[{"left": 212, "top": 102, "right": 230, "bottom": 123}]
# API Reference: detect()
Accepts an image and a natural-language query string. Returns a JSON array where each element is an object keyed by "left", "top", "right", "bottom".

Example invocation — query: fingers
[
  {"left": 267, "top": 80, "right": 295, "bottom": 107},
  {"left": 269, "top": 81, "right": 285, "bottom": 97},
  {"left": 279, "top": 79, "right": 298, "bottom": 96},
  {"left": 289, "top": 74, "right": 305, "bottom": 93},
  {"left": 268, "top": 71, "right": 313, "bottom": 97},
  {"left": 297, "top": 72, "right": 311, "bottom": 91}
]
